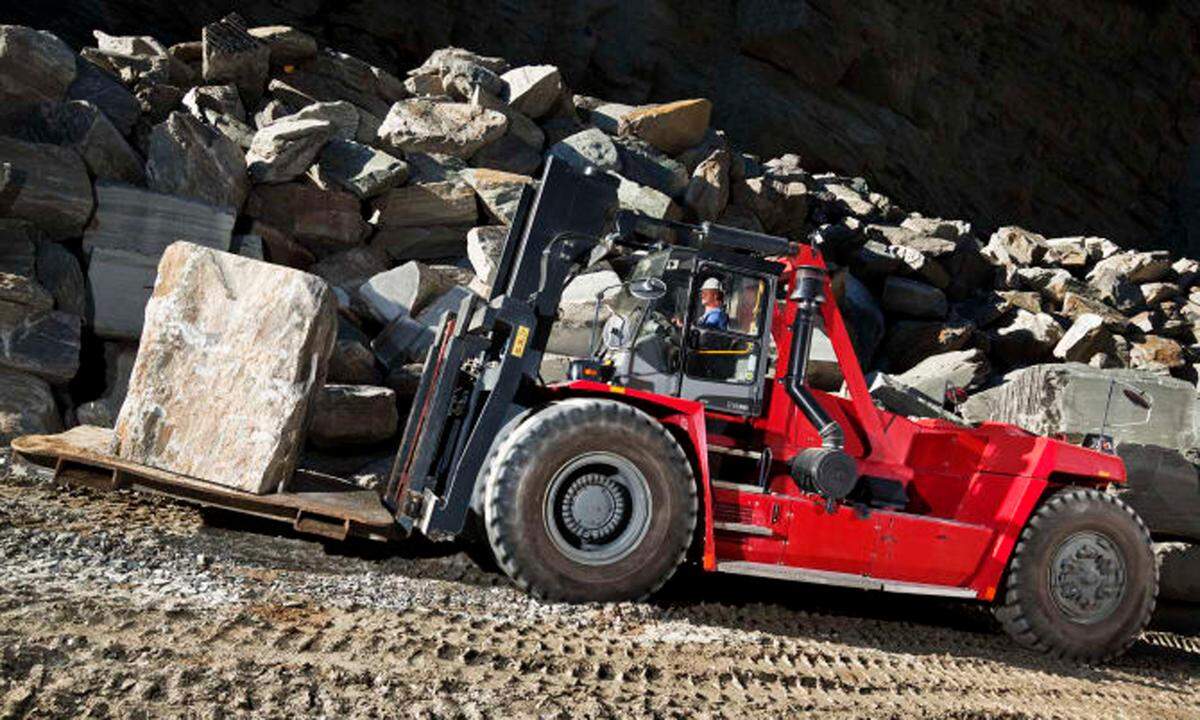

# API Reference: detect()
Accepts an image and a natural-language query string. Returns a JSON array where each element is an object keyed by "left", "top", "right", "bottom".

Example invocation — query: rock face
[
  {"left": 115, "top": 242, "right": 337, "bottom": 494},
  {"left": 0, "top": 25, "right": 76, "bottom": 109}
]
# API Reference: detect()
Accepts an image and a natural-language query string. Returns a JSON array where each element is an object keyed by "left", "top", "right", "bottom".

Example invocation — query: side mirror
[{"left": 629, "top": 277, "right": 667, "bottom": 301}]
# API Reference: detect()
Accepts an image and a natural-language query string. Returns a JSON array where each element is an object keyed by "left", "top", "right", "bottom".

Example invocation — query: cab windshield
[{"left": 596, "top": 250, "right": 672, "bottom": 354}]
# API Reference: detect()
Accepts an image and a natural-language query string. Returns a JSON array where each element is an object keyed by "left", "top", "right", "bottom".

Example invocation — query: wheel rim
[
  {"left": 1047, "top": 530, "right": 1127, "bottom": 625},
  {"left": 543, "top": 451, "right": 652, "bottom": 566}
]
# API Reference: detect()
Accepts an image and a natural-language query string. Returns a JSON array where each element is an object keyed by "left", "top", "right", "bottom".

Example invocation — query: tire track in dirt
[{"left": 2, "top": 465, "right": 1198, "bottom": 718}]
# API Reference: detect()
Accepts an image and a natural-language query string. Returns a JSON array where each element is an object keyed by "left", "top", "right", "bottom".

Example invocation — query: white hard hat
[{"left": 701, "top": 278, "right": 723, "bottom": 292}]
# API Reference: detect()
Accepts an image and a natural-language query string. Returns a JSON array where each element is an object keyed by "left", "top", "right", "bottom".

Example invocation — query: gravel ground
[{"left": 1, "top": 453, "right": 1198, "bottom": 719}]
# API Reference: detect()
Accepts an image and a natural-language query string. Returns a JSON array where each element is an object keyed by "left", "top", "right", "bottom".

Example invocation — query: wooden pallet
[{"left": 12, "top": 426, "right": 399, "bottom": 542}]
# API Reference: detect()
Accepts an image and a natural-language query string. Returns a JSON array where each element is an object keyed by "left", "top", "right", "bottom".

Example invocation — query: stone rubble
[{"left": 1, "top": 18, "right": 1199, "bottom": 519}]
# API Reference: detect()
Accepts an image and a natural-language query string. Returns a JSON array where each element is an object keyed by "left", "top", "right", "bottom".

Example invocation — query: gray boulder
[
  {"left": 17, "top": 100, "right": 143, "bottom": 184},
  {"left": 0, "top": 137, "right": 94, "bottom": 240},
  {"left": 990, "top": 309, "right": 1064, "bottom": 365},
  {"left": 182, "top": 84, "right": 246, "bottom": 122},
  {"left": 880, "top": 276, "right": 947, "bottom": 319},
  {"left": 0, "top": 25, "right": 76, "bottom": 109},
  {"left": 246, "top": 117, "right": 334, "bottom": 184},
  {"left": 85, "top": 247, "right": 157, "bottom": 340},
  {"left": 371, "top": 181, "right": 477, "bottom": 228},
  {"left": 1053, "top": 313, "right": 1111, "bottom": 362},
  {"left": 547, "top": 128, "right": 622, "bottom": 173},
  {"left": 146, "top": 111, "right": 249, "bottom": 211},
  {"left": 247, "top": 25, "right": 318, "bottom": 65},
  {"left": 310, "top": 138, "right": 408, "bottom": 199},
  {"left": 683, "top": 149, "right": 730, "bottom": 222},
  {"left": 35, "top": 241, "right": 86, "bottom": 317},
  {"left": 833, "top": 270, "right": 884, "bottom": 366},
  {"left": 66, "top": 58, "right": 140, "bottom": 136},
  {"left": 0, "top": 368, "right": 61, "bottom": 443},
  {"left": 467, "top": 225, "right": 508, "bottom": 287},
  {"left": 308, "top": 385, "right": 398, "bottom": 449},
  {"left": 500, "top": 65, "right": 564, "bottom": 118},
  {"left": 0, "top": 304, "right": 80, "bottom": 384},
  {"left": 358, "top": 261, "right": 460, "bottom": 323},
  {"left": 614, "top": 136, "right": 690, "bottom": 198},
  {"left": 84, "top": 181, "right": 236, "bottom": 257},
  {"left": 376, "top": 99, "right": 507, "bottom": 158},
  {"left": 893, "top": 348, "right": 991, "bottom": 399},
  {"left": 244, "top": 183, "right": 368, "bottom": 256},
  {"left": 201, "top": 14, "right": 270, "bottom": 106},
  {"left": 461, "top": 168, "right": 534, "bottom": 225}
]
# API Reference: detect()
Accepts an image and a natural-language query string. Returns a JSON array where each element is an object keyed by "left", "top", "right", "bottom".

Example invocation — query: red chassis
[{"left": 558, "top": 244, "right": 1124, "bottom": 602}]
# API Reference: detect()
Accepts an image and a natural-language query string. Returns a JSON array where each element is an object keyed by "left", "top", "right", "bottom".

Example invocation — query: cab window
[{"left": 685, "top": 267, "right": 767, "bottom": 385}]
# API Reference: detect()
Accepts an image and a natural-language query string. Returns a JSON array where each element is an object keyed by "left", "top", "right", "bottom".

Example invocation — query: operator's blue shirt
[{"left": 697, "top": 306, "right": 729, "bottom": 330}]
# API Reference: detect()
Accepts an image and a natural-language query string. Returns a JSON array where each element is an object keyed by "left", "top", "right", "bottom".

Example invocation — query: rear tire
[
  {"left": 483, "top": 398, "right": 697, "bottom": 602},
  {"left": 994, "top": 488, "right": 1157, "bottom": 662}
]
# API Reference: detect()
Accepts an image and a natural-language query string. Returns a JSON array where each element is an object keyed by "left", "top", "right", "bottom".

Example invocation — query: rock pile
[{"left": 3, "top": 18, "right": 1200, "bottom": 492}]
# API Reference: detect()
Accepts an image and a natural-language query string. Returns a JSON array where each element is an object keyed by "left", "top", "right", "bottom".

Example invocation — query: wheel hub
[
  {"left": 560, "top": 474, "right": 627, "bottom": 543},
  {"left": 1048, "top": 531, "right": 1127, "bottom": 625},
  {"left": 543, "top": 451, "right": 652, "bottom": 566}
]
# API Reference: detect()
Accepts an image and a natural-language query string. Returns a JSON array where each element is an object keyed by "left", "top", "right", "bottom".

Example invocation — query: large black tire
[
  {"left": 994, "top": 488, "right": 1157, "bottom": 662},
  {"left": 483, "top": 398, "right": 697, "bottom": 602}
]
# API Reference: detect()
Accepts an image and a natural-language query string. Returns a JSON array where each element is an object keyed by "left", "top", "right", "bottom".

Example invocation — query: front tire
[
  {"left": 994, "top": 488, "right": 1157, "bottom": 662},
  {"left": 483, "top": 398, "right": 697, "bottom": 602}
]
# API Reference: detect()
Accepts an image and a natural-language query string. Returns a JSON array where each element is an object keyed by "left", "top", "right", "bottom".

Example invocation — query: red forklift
[
  {"left": 387, "top": 158, "right": 1157, "bottom": 662},
  {"left": 15, "top": 157, "right": 1156, "bottom": 662}
]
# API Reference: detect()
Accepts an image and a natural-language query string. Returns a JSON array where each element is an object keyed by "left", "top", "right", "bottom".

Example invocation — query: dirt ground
[{"left": 1, "top": 457, "right": 1197, "bottom": 719}]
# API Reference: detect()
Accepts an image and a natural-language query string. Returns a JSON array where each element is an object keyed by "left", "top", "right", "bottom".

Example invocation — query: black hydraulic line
[{"left": 784, "top": 267, "right": 844, "bottom": 449}]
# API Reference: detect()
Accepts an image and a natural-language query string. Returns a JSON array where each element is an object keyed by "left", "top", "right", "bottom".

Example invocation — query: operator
[{"left": 696, "top": 278, "right": 729, "bottom": 330}]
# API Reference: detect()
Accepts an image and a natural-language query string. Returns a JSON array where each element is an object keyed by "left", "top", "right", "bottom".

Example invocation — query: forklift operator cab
[{"left": 600, "top": 246, "right": 780, "bottom": 416}]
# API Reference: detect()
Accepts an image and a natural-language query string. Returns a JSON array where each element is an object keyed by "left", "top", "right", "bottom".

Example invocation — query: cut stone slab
[
  {"left": 115, "top": 241, "right": 338, "bottom": 494},
  {"left": 547, "top": 128, "right": 621, "bottom": 174},
  {"left": 0, "top": 367, "right": 61, "bottom": 443},
  {"left": 881, "top": 276, "right": 948, "bottom": 319},
  {"left": 201, "top": 14, "right": 270, "bottom": 106},
  {"left": 146, "top": 111, "right": 249, "bottom": 211},
  {"left": 461, "top": 168, "right": 534, "bottom": 225},
  {"left": 308, "top": 385, "right": 398, "bottom": 449},
  {"left": 0, "top": 25, "right": 76, "bottom": 109},
  {"left": 0, "top": 136, "right": 93, "bottom": 240},
  {"left": 246, "top": 117, "right": 334, "bottom": 184},
  {"left": 310, "top": 138, "right": 407, "bottom": 199},
  {"left": 371, "top": 181, "right": 477, "bottom": 228},
  {"left": 243, "top": 183, "right": 367, "bottom": 256},
  {"left": 376, "top": 99, "right": 507, "bottom": 158},
  {"left": 17, "top": 100, "right": 143, "bottom": 184},
  {"left": 500, "top": 65, "right": 563, "bottom": 118},
  {"left": 357, "top": 261, "right": 460, "bottom": 323},
  {"left": 85, "top": 247, "right": 157, "bottom": 340},
  {"left": 84, "top": 182, "right": 235, "bottom": 257},
  {"left": 618, "top": 98, "right": 712, "bottom": 155},
  {"left": 960, "top": 363, "right": 1197, "bottom": 450}
]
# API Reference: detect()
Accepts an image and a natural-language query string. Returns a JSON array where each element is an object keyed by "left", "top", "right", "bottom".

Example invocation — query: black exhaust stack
[{"left": 785, "top": 266, "right": 858, "bottom": 502}]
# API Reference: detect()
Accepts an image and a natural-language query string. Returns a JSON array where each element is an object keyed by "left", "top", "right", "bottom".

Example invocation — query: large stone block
[
  {"left": 0, "top": 25, "right": 76, "bottom": 109},
  {"left": 83, "top": 182, "right": 235, "bottom": 257},
  {"left": 961, "top": 363, "right": 1197, "bottom": 450},
  {"left": 146, "top": 111, "right": 248, "bottom": 211},
  {"left": 1116, "top": 447, "right": 1200, "bottom": 543},
  {"left": 243, "top": 183, "right": 367, "bottom": 256},
  {"left": 376, "top": 99, "right": 507, "bottom": 158},
  {"left": 85, "top": 247, "right": 157, "bottom": 340},
  {"left": 115, "top": 242, "right": 338, "bottom": 494}
]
